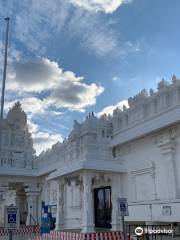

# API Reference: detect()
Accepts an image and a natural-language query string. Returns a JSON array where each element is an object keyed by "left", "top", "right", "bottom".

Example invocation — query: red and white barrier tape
[
  {"left": 29, "top": 231, "right": 133, "bottom": 240},
  {"left": 0, "top": 225, "right": 40, "bottom": 236}
]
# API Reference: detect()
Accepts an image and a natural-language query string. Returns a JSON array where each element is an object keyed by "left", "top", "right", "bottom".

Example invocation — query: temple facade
[{"left": 1, "top": 76, "right": 180, "bottom": 231}]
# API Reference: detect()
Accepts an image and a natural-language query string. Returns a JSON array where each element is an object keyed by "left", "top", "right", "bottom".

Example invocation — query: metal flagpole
[{"left": 0, "top": 17, "right": 10, "bottom": 157}]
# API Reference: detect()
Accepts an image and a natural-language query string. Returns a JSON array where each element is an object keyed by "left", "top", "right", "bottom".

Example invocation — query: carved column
[
  {"left": 151, "top": 162, "right": 158, "bottom": 200},
  {"left": 25, "top": 187, "right": 41, "bottom": 225},
  {"left": 55, "top": 179, "right": 65, "bottom": 230},
  {"left": 0, "top": 186, "right": 8, "bottom": 201},
  {"left": 130, "top": 174, "right": 137, "bottom": 202},
  {"left": 111, "top": 174, "right": 121, "bottom": 231},
  {"left": 81, "top": 172, "right": 94, "bottom": 233},
  {"left": 44, "top": 181, "right": 50, "bottom": 205},
  {"left": 156, "top": 139, "right": 178, "bottom": 199},
  {"left": 0, "top": 185, "right": 8, "bottom": 227}
]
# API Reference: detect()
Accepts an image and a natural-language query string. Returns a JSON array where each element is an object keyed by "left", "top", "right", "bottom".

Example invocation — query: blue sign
[
  {"left": 5, "top": 206, "right": 18, "bottom": 228},
  {"left": 8, "top": 214, "right": 16, "bottom": 224},
  {"left": 117, "top": 198, "right": 129, "bottom": 216}
]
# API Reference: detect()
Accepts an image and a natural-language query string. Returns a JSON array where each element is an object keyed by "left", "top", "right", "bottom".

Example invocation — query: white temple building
[{"left": 1, "top": 76, "right": 180, "bottom": 232}]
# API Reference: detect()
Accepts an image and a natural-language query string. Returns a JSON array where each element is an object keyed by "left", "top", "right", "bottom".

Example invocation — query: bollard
[{"left": 8, "top": 229, "right": 13, "bottom": 240}]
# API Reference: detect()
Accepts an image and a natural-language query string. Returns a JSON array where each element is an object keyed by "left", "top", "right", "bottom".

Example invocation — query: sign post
[
  {"left": 117, "top": 198, "right": 129, "bottom": 240},
  {"left": 5, "top": 206, "right": 19, "bottom": 240}
]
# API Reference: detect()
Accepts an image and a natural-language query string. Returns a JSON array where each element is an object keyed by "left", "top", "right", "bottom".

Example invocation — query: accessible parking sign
[
  {"left": 5, "top": 206, "right": 19, "bottom": 228},
  {"left": 117, "top": 198, "right": 129, "bottom": 216}
]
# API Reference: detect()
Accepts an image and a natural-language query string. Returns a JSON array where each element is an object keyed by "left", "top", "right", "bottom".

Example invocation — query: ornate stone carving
[
  {"left": 25, "top": 186, "right": 41, "bottom": 225},
  {"left": 172, "top": 74, "right": 178, "bottom": 83},
  {"left": 157, "top": 79, "right": 169, "bottom": 90},
  {"left": 128, "top": 89, "right": 148, "bottom": 107},
  {"left": 0, "top": 102, "right": 34, "bottom": 168},
  {"left": 155, "top": 129, "right": 179, "bottom": 199},
  {"left": 112, "top": 144, "right": 131, "bottom": 163},
  {"left": 70, "top": 181, "right": 81, "bottom": 208},
  {"left": 81, "top": 172, "right": 94, "bottom": 232},
  {"left": 150, "top": 88, "right": 154, "bottom": 96},
  {"left": 92, "top": 173, "right": 111, "bottom": 187}
]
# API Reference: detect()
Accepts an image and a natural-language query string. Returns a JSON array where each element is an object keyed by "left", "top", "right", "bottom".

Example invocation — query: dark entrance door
[{"left": 94, "top": 187, "right": 112, "bottom": 228}]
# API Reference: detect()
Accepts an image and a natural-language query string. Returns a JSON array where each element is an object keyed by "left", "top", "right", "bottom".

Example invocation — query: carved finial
[
  {"left": 128, "top": 97, "right": 133, "bottom": 107},
  {"left": 141, "top": 89, "right": 148, "bottom": 97},
  {"left": 100, "top": 113, "right": 107, "bottom": 120},
  {"left": 113, "top": 107, "right": 122, "bottom": 115},
  {"left": 150, "top": 88, "right": 154, "bottom": 96},
  {"left": 12, "top": 101, "right": 22, "bottom": 111},
  {"left": 172, "top": 74, "right": 177, "bottom": 83},
  {"left": 157, "top": 79, "right": 169, "bottom": 90},
  {"left": 123, "top": 105, "right": 127, "bottom": 111},
  {"left": 7, "top": 101, "right": 27, "bottom": 128},
  {"left": 73, "top": 120, "right": 80, "bottom": 129}
]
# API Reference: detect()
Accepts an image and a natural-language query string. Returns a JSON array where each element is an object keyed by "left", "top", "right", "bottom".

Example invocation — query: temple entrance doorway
[
  {"left": 9, "top": 183, "right": 27, "bottom": 226},
  {"left": 94, "top": 186, "right": 112, "bottom": 229}
]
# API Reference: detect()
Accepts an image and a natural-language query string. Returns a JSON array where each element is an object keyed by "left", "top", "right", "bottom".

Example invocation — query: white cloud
[
  {"left": 32, "top": 131, "right": 63, "bottom": 155},
  {"left": 13, "top": 0, "right": 71, "bottom": 53},
  {"left": 26, "top": 118, "right": 63, "bottom": 155},
  {"left": 119, "top": 41, "right": 140, "bottom": 58},
  {"left": 27, "top": 120, "right": 39, "bottom": 133},
  {"left": 97, "top": 99, "right": 129, "bottom": 117},
  {"left": 7, "top": 58, "right": 61, "bottom": 92},
  {"left": 70, "top": 0, "right": 131, "bottom": 13},
  {"left": 46, "top": 82, "right": 104, "bottom": 111},
  {"left": 68, "top": 10, "right": 119, "bottom": 57},
  {"left": 0, "top": 41, "right": 21, "bottom": 75},
  {"left": 112, "top": 76, "right": 123, "bottom": 82},
  {"left": 6, "top": 57, "right": 104, "bottom": 111},
  {"left": 0, "top": 1, "right": 123, "bottom": 58},
  {"left": 5, "top": 97, "right": 47, "bottom": 115}
]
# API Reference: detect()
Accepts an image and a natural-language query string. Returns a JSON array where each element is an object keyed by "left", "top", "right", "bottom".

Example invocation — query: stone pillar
[
  {"left": 55, "top": 179, "right": 65, "bottom": 230},
  {"left": 157, "top": 139, "right": 178, "bottom": 199},
  {"left": 16, "top": 190, "right": 27, "bottom": 225},
  {"left": 25, "top": 187, "right": 41, "bottom": 225},
  {"left": 111, "top": 174, "right": 121, "bottom": 231},
  {"left": 0, "top": 186, "right": 8, "bottom": 201},
  {"left": 81, "top": 172, "right": 94, "bottom": 233},
  {"left": 0, "top": 186, "right": 8, "bottom": 227},
  {"left": 130, "top": 175, "right": 137, "bottom": 202},
  {"left": 44, "top": 181, "right": 50, "bottom": 205}
]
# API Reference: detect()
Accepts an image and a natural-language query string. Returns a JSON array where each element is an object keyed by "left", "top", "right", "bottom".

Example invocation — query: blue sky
[{"left": 0, "top": 0, "right": 180, "bottom": 154}]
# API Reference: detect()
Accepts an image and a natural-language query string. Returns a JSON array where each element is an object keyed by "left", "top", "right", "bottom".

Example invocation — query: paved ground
[
  {"left": 0, "top": 234, "right": 38, "bottom": 240},
  {"left": 1, "top": 233, "right": 180, "bottom": 240},
  {"left": 131, "top": 236, "right": 180, "bottom": 240}
]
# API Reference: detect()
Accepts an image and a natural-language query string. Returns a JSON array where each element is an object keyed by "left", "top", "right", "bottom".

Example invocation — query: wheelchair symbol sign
[
  {"left": 117, "top": 198, "right": 129, "bottom": 216},
  {"left": 5, "top": 206, "right": 19, "bottom": 228},
  {"left": 8, "top": 214, "right": 16, "bottom": 224},
  {"left": 120, "top": 203, "right": 126, "bottom": 212}
]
